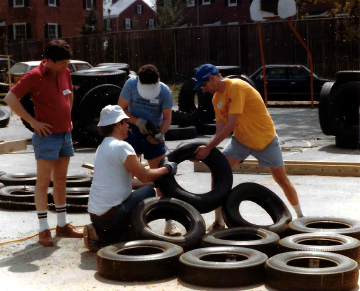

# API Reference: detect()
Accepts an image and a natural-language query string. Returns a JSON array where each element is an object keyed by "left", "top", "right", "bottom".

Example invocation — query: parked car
[
  {"left": 250, "top": 65, "right": 333, "bottom": 101},
  {"left": 0, "top": 58, "right": 16, "bottom": 83},
  {"left": 7, "top": 60, "right": 92, "bottom": 85}
]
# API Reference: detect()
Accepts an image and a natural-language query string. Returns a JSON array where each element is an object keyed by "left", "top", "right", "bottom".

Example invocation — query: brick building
[
  {"left": 103, "top": 0, "right": 157, "bottom": 31},
  {"left": 0, "top": 0, "right": 103, "bottom": 41}
]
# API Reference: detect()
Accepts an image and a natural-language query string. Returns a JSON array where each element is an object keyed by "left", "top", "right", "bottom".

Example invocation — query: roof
[{"left": 104, "top": 0, "right": 154, "bottom": 19}]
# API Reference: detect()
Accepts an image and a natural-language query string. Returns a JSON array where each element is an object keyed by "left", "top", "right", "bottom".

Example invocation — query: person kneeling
[{"left": 84, "top": 105, "right": 177, "bottom": 252}]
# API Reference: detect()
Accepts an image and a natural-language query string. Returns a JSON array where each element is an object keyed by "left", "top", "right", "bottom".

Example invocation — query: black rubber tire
[
  {"left": 266, "top": 251, "right": 359, "bottom": 291},
  {"left": 0, "top": 183, "right": 4, "bottom": 189},
  {"left": 179, "top": 246, "right": 267, "bottom": 288},
  {"left": 0, "top": 172, "right": 37, "bottom": 186},
  {"left": 19, "top": 93, "right": 34, "bottom": 132},
  {"left": 171, "top": 110, "right": 195, "bottom": 127},
  {"left": 288, "top": 216, "right": 360, "bottom": 240},
  {"left": 0, "top": 106, "right": 10, "bottom": 128},
  {"left": 164, "top": 125, "right": 198, "bottom": 141},
  {"left": 75, "top": 84, "right": 122, "bottom": 146},
  {"left": 156, "top": 142, "right": 233, "bottom": 213},
  {"left": 178, "top": 78, "right": 202, "bottom": 114},
  {"left": 227, "top": 74, "right": 257, "bottom": 89},
  {"left": 202, "top": 227, "right": 280, "bottom": 257},
  {"left": 335, "top": 71, "right": 360, "bottom": 85},
  {"left": 196, "top": 123, "right": 216, "bottom": 135},
  {"left": 335, "top": 135, "right": 360, "bottom": 149},
  {"left": 216, "top": 66, "right": 242, "bottom": 77},
  {"left": 222, "top": 182, "right": 292, "bottom": 235},
  {"left": 327, "top": 82, "right": 360, "bottom": 137},
  {"left": 279, "top": 233, "right": 360, "bottom": 264},
  {"left": 71, "top": 69, "right": 127, "bottom": 88},
  {"left": 130, "top": 197, "right": 206, "bottom": 250},
  {"left": 318, "top": 82, "right": 335, "bottom": 136},
  {"left": 97, "top": 240, "right": 183, "bottom": 281},
  {"left": 48, "top": 187, "right": 89, "bottom": 212},
  {"left": 49, "top": 174, "right": 93, "bottom": 188}
]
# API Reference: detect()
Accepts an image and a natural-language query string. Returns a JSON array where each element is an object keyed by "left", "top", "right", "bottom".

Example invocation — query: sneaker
[
  {"left": 39, "top": 229, "right": 54, "bottom": 246},
  {"left": 83, "top": 224, "right": 100, "bottom": 252},
  {"left": 56, "top": 223, "right": 83, "bottom": 238},
  {"left": 207, "top": 221, "right": 226, "bottom": 232},
  {"left": 164, "top": 221, "right": 182, "bottom": 236}
]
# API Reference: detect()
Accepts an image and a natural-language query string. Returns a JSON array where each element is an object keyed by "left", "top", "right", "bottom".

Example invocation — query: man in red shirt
[{"left": 5, "top": 40, "right": 82, "bottom": 246}]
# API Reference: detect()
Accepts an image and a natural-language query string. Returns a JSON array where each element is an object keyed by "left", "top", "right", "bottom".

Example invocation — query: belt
[{"left": 90, "top": 206, "right": 117, "bottom": 220}]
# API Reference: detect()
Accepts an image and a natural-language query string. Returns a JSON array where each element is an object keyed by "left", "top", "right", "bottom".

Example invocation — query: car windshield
[
  {"left": 10, "top": 63, "right": 28, "bottom": 74},
  {"left": 74, "top": 63, "right": 92, "bottom": 71}
]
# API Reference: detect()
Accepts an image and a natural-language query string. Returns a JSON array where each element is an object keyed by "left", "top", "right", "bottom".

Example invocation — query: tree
[
  {"left": 156, "top": 0, "right": 187, "bottom": 28},
  {"left": 296, "top": 0, "right": 359, "bottom": 18},
  {"left": 80, "top": 8, "right": 103, "bottom": 35}
]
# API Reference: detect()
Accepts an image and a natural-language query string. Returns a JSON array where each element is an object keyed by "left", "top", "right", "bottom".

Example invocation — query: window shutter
[
  {"left": 58, "top": 25, "right": 62, "bottom": 37},
  {"left": 56, "top": 0, "right": 60, "bottom": 6},
  {"left": 123, "top": 19, "right": 126, "bottom": 29},
  {"left": 160, "top": 0, "right": 164, "bottom": 6},
  {"left": 140, "top": 5, "right": 142, "bottom": 14},
  {"left": 92, "top": 0, "right": 96, "bottom": 8},
  {"left": 9, "top": 0, "right": 13, "bottom": 7},
  {"left": 83, "top": 0, "right": 86, "bottom": 9},
  {"left": 26, "top": 24, "right": 31, "bottom": 39},
  {"left": 135, "top": 5, "right": 137, "bottom": 13},
  {"left": 24, "top": 0, "right": 29, "bottom": 6},
  {"left": 45, "top": 0, "right": 48, "bottom": 5},
  {"left": 8, "top": 25, "right": 14, "bottom": 40},
  {"left": 130, "top": 19, "right": 133, "bottom": 29},
  {"left": 146, "top": 20, "right": 149, "bottom": 28},
  {"left": 224, "top": 0, "right": 228, "bottom": 6},
  {"left": 211, "top": 0, "right": 215, "bottom": 3},
  {"left": 44, "top": 23, "right": 49, "bottom": 38}
]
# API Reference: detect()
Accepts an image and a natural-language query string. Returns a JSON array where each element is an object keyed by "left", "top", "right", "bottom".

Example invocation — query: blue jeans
[{"left": 90, "top": 186, "right": 155, "bottom": 247}]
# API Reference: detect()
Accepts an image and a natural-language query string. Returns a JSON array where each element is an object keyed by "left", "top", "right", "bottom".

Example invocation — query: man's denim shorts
[
  {"left": 32, "top": 131, "right": 74, "bottom": 160},
  {"left": 222, "top": 135, "right": 284, "bottom": 168}
]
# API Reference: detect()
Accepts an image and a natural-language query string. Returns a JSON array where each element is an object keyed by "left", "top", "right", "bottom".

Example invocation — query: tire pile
[
  {"left": 95, "top": 143, "right": 359, "bottom": 290},
  {"left": 319, "top": 71, "right": 360, "bottom": 149}
]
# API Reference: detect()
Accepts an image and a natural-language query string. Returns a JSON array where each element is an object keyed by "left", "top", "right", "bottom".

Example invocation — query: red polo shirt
[{"left": 11, "top": 60, "right": 73, "bottom": 133}]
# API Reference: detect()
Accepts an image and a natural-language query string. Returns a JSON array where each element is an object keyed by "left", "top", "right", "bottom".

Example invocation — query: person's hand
[
  {"left": 194, "top": 145, "right": 211, "bottom": 160},
  {"left": 135, "top": 118, "right": 150, "bottom": 134},
  {"left": 147, "top": 135, "right": 161, "bottom": 145},
  {"left": 154, "top": 133, "right": 165, "bottom": 143},
  {"left": 31, "top": 120, "right": 53, "bottom": 137},
  {"left": 163, "top": 157, "right": 177, "bottom": 175}
]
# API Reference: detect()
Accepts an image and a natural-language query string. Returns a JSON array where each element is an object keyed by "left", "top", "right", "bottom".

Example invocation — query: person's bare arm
[
  {"left": 159, "top": 107, "right": 172, "bottom": 134},
  {"left": 4, "top": 91, "right": 53, "bottom": 137},
  {"left": 118, "top": 96, "right": 137, "bottom": 124}
]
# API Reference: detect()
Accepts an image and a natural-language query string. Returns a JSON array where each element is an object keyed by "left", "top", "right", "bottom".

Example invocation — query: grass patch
[{"left": 167, "top": 81, "right": 183, "bottom": 106}]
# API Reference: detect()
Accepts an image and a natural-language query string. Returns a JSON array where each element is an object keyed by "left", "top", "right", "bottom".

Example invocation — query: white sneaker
[{"left": 164, "top": 221, "right": 182, "bottom": 236}]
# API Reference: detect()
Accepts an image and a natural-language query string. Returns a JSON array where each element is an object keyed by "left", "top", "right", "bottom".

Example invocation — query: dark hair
[
  {"left": 138, "top": 64, "right": 160, "bottom": 84},
  {"left": 45, "top": 40, "right": 72, "bottom": 63},
  {"left": 98, "top": 124, "right": 116, "bottom": 136}
]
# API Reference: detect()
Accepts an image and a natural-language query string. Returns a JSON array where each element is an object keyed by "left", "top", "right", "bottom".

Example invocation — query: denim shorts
[
  {"left": 125, "top": 124, "right": 166, "bottom": 160},
  {"left": 32, "top": 131, "right": 74, "bottom": 160},
  {"left": 222, "top": 135, "right": 284, "bottom": 168}
]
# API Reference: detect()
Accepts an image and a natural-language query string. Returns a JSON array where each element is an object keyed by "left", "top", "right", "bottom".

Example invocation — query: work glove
[
  {"left": 135, "top": 118, "right": 150, "bottom": 134},
  {"left": 163, "top": 157, "right": 177, "bottom": 175},
  {"left": 145, "top": 120, "right": 159, "bottom": 136},
  {"left": 146, "top": 132, "right": 165, "bottom": 145}
]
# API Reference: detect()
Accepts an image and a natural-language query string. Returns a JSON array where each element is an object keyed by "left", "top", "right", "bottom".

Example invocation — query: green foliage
[
  {"left": 297, "top": 0, "right": 359, "bottom": 18},
  {"left": 80, "top": 8, "right": 103, "bottom": 35},
  {"left": 156, "top": 0, "right": 187, "bottom": 28}
]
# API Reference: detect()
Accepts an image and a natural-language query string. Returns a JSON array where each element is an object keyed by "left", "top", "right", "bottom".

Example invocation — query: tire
[
  {"left": 196, "top": 123, "right": 216, "bottom": 135},
  {"left": 75, "top": 84, "right": 122, "bottom": 146},
  {"left": 178, "top": 78, "right": 201, "bottom": 114},
  {"left": 97, "top": 240, "right": 183, "bottom": 281},
  {"left": 171, "top": 110, "right": 195, "bottom": 127},
  {"left": 335, "top": 135, "right": 359, "bottom": 149},
  {"left": 156, "top": 142, "right": 233, "bottom": 213},
  {"left": 216, "top": 66, "right": 242, "bottom": 77},
  {"left": 318, "top": 82, "right": 335, "bottom": 136},
  {"left": 335, "top": 71, "right": 360, "bottom": 85},
  {"left": 19, "top": 93, "right": 34, "bottom": 132},
  {"left": 0, "top": 172, "right": 37, "bottom": 186},
  {"left": 71, "top": 70, "right": 127, "bottom": 88},
  {"left": 130, "top": 197, "right": 206, "bottom": 250},
  {"left": 95, "top": 64, "right": 130, "bottom": 76},
  {"left": 288, "top": 216, "right": 360, "bottom": 240},
  {"left": 49, "top": 174, "right": 93, "bottom": 188},
  {"left": 279, "top": 233, "right": 360, "bottom": 264},
  {"left": 179, "top": 246, "right": 267, "bottom": 287},
  {"left": 0, "top": 107, "right": 10, "bottom": 128},
  {"left": 266, "top": 251, "right": 359, "bottom": 291},
  {"left": 202, "top": 227, "right": 280, "bottom": 257},
  {"left": 0, "top": 183, "right": 4, "bottom": 188},
  {"left": 48, "top": 187, "right": 89, "bottom": 212},
  {"left": 222, "top": 182, "right": 292, "bottom": 235},
  {"left": 227, "top": 74, "right": 257, "bottom": 89},
  {"left": 164, "top": 125, "right": 197, "bottom": 141},
  {"left": 327, "top": 82, "right": 360, "bottom": 137}
]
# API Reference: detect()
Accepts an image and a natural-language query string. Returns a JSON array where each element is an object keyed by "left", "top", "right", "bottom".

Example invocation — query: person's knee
[
  {"left": 144, "top": 186, "right": 156, "bottom": 198},
  {"left": 52, "top": 174, "right": 67, "bottom": 188},
  {"left": 36, "top": 176, "right": 51, "bottom": 190}
]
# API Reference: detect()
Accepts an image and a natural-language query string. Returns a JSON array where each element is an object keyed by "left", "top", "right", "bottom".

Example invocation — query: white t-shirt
[{"left": 88, "top": 137, "right": 136, "bottom": 216}]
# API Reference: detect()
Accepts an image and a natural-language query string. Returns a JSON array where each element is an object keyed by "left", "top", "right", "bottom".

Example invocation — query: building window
[
  {"left": 187, "top": 0, "right": 195, "bottom": 7},
  {"left": 149, "top": 19, "right": 154, "bottom": 29},
  {"left": 228, "top": 0, "right": 237, "bottom": 7},
  {"left": 13, "top": 23, "right": 26, "bottom": 39},
  {"left": 14, "top": 0, "right": 24, "bottom": 7},
  {"left": 48, "top": 0, "right": 56, "bottom": 7},
  {"left": 106, "top": 19, "right": 111, "bottom": 30},
  {"left": 48, "top": 23, "right": 58, "bottom": 39},
  {"left": 86, "top": 0, "right": 93, "bottom": 10},
  {"left": 137, "top": 5, "right": 142, "bottom": 14},
  {"left": 125, "top": 19, "right": 131, "bottom": 29},
  {"left": 203, "top": 0, "right": 210, "bottom": 5}
]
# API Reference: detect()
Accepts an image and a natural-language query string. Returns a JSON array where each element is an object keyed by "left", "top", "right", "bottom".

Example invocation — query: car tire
[
  {"left": 19, "top": 93, "right": 35, "bottom": 132},
  {"left": 130, "top": 197, "right": 206, "bottom": 250},
  {"left": 0, "top": 172, "right": 37, "bottom": 186},
  {"left": 202, "top": 227, "right": 280, "bottom": 257},
  {"left": 179, "top": 246, "right": 267, "bottom": 288},
  {"left": 48, "top": 187, "right": 89, "bottom": 212},
  {"left": 318, "top": 82, "right": 335, "bottom": 136},
  {"left": 71, "top": 70, "right": 127, "bottom": 88},
  {"left": 279, "top": 233, "right": 360, "bottom": 264},
  {"left": 171, "top": 110, "right": 195, "bottom": 127},
  {"left": 49, "top": 174, "right": 93, "bottom": 188},
  {"left": 164, "top": 125, "right": 197, "bottom": 141},
  {"left": 178, "top": 78, "right": 202, "bottom": 114},
  {"left": 0, "top": 107, "right": 10, "bottom": 128},
  {"left": 155, "top": 142, "right": 233, "bottom": 213},
  {"left": 335, "top": 135, "right": 359, "bottom": 150},
  {"left": 97, "top": 240, "right": 183, "bottom": 281},
  {"left": 335, "top": 71, "right": 360, "bottom": 86},
  {"left": 0, "top": 183, "right": 4, "bottom": 189},
  {"left": 196, "top": 123, "right": 216, "bottom": 135},
  {"left": 266, "top": 251, "right": 359, "bottom": 291},
  {"left": 222, "top": 182, "right": 292, "bottom": 235},
  {"left": 287, "top": 216, "right": 360, "bottom": 240}
]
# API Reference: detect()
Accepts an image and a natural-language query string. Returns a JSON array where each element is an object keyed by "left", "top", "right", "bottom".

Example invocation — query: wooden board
[
  {"left": 194, "top": 160, "right": 360, "bottom": 177},
  {"left": 0, "top": 139, "right": 27, "bottom": 154}
]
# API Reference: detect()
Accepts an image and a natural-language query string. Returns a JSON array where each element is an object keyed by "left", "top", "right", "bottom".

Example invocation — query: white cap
[
  {"left": 98, "top": 105, "right": 129, "bottom": 126},
  {"left": 137, "top": 79, "right": 161, "bottom": 100}
]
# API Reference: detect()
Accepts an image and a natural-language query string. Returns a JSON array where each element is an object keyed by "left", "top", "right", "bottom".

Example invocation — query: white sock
[
  {"left": 215, "top": 207, "right": 225, "bottom": 225},
  {"left": 55, "top": 204, "right": 68, "bottom": 227},
  {"left": 37, "top": 210, "right": 50, "bottom": 232},
  {"left": 293, "top": 204, "right": 304, "bottom": 218}
]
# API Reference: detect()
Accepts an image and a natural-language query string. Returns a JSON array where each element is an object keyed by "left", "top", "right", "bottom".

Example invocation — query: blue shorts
[
  {"left": 222, "top": 135, "right": 284, "bottom": 168},
  {"left": 125, "top": 124, "right": 166, "bottom": 160},
  {"left": 32, "top": 131, "right": 74, "bottom": 160}
]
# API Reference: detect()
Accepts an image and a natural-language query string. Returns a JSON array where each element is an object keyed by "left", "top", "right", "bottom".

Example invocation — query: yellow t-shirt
[{"left": 212, "top": 79, "right": 276, "bottom": 150}]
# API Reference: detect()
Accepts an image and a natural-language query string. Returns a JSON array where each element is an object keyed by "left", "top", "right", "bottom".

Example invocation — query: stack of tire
[
  {"left": 319, "top": 71, "right": 360, "bottom": 149},
  {"left": 0, "top": 106, "right": 10, "bottom": 128},
  {"left": 95, "top": 142, "right": 360, "bottom": 290}
]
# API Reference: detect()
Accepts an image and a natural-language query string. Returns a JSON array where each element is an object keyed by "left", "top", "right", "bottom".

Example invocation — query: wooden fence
[{"left": 5, "top": 17, "right": 360, "bottom": 81}]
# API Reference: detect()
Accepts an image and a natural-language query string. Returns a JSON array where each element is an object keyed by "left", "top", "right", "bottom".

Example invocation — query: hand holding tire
[
  {"left": 135, "top": 118, "right": 150, "bottom": 134},
  {"left": 163, "top": 157, "right": 177, "bottom": 175},
  {"left": 194, "top": 145, "right": 211, "bottom": 160}
]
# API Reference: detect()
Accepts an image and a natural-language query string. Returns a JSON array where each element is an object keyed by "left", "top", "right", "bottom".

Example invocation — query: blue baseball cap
[{"left": 194, "top": 64, "right": 219, "bottom": 90}]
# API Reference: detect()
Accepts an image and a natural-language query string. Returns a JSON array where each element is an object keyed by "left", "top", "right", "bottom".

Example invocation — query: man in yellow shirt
[{"left": 193, "top": 64, "right": 304, "bottom": 231}]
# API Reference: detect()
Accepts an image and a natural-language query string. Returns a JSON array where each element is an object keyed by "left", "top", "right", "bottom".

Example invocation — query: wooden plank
[
  {"left": 0, "top": 139, "right": 27, "bottom": 154},
  {"left": 194, "top": 160, "right": 360, "bottom": 177}
]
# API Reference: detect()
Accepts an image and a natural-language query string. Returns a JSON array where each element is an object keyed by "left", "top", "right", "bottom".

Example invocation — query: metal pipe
[{"left": 257, "top": 22, "right": 268, "bottom": 107}]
